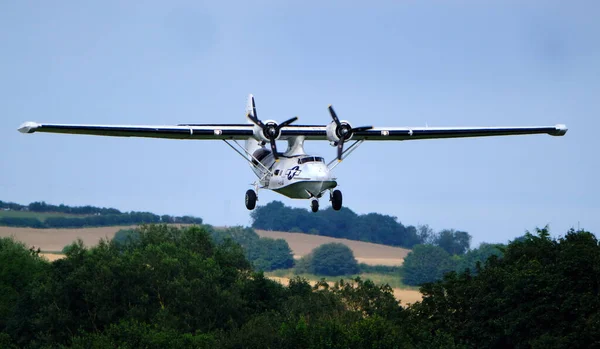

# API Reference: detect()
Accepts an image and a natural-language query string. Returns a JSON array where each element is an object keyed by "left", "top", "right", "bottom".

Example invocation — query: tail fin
[{"left": 245, "top": 94, "right": 261, "bottom": 159}]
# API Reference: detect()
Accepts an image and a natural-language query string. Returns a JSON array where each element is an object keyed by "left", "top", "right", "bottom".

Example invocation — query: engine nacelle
[
  {"left": 252, "top": 119, "right": 280, "bottom": 142},
  {"left": 326, "top": 120, "right": 353, "bottom": 146}
]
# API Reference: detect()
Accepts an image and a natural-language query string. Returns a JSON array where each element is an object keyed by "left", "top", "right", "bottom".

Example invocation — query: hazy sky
[{"left": 2, "top": 1, "right": 598, "bottom": 246}]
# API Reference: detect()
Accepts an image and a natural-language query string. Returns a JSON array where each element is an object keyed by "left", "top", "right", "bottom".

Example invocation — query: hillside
[
  {"left": 0, "top": 225, "right": 410, "bottom": 267},
  {"left": 0, "top": 225, "right": 137, "bottom": 251},
  {"left": 256, "top": 229, "right": 409, "bottom": 266}
]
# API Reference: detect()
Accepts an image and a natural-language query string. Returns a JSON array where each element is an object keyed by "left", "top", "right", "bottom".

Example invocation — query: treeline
[
  {"left": 0, "top": 200, "right": 121, "bottom": 215},
  {"left": 1, "top": 225, "right": 598, "bottom": 348},
  {"left": 0, "top": 200, "right": 203, "bottom": 228},
  {"left": 251, "top": 201, "right": 471, "bottom": 250}
]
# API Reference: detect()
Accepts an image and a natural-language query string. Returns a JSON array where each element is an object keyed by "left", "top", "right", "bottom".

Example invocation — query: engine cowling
[
  {"left": 252, "top": 119, "right": 280, "bottom": 143},
  {"left": 326, "top": 120, "right": 353, "bottom": 146}
]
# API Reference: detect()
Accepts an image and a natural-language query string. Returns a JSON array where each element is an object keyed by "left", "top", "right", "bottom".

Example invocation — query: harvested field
[
  {"left": 40, "top": 253, "right": 67, "bottom": 262},
  {"left": 256, "top": 230, "right": 410, "bottom": 266},
  {"left": 267, "top": 276, "right": 421, "bottom": 306},
  {"left": 0, "top": 225, "right": 136, "bottom": 251}
]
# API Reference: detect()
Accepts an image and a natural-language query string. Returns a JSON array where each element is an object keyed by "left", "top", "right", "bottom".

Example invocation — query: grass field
[{"left": 0, "top": 210, "right": 88, "bottom": 222}]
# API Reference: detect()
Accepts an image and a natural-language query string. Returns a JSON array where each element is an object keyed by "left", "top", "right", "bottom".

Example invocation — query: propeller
[
  {"left": 328, "top": 105, "right": 372, "bottom": 161},
  {"left": 247, "top": 96, "right": 298, "bottom": 161}
]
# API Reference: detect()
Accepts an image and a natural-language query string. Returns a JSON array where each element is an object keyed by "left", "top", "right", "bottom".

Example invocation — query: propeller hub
[
  {"left": 265, "top": 124, "right": 278, "bottom": 138},
  {"left": 338, "top": 124, "right": 352, "bottom": 139}
]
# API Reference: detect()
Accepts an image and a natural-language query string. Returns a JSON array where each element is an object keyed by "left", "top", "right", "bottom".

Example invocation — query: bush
[
  {"left": 402, "top": 244, "right": 454, "bottom": 286},
  {"left": 306, "top": 243, "right": 359, "bottom": 276}
]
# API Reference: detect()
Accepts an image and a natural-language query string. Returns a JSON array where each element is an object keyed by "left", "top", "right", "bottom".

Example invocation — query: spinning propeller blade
[
  {"left": 328, "top": 105, "right": 373, "bottom": 161},
  {"left": 246, "top": 97, "right": 298, "bottom": 161}
]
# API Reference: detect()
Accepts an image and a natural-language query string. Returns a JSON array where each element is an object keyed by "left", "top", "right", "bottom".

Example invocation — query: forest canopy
[{"left": 0, "top": 225, "right": 597, "bottom": 348}]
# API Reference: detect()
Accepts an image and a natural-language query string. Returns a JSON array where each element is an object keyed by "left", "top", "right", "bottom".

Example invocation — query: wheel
[
  {"left": 331, "top": 190, "right": 342, "bottom": 211},
  {"left": 311, "top": 199, "right": 319, "bottom": 213},
  {"left": 245, "top": 189, "right": 257, "bottom": 210}
]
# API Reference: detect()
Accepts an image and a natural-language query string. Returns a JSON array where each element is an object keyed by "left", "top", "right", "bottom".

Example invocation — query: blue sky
[{"left": 1, "top": 1, "right": 598, "bottom": 246}]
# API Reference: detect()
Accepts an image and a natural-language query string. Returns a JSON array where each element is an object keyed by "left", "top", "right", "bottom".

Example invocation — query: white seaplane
[{"left": 18, "top": 94, "right": 567, "bottom": 212}]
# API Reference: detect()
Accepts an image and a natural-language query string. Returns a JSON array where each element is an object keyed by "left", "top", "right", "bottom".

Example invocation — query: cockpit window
[{"left": 298, "top": 156, "right": 325, "bottom": 164}]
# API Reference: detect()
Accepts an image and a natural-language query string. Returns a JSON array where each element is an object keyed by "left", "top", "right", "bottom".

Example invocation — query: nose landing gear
[{"left": 311, "top": 199, "right": 319, "bottom": 212}]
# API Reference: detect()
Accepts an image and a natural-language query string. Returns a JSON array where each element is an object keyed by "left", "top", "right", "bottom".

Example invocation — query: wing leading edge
[
  {"left": 18, "top": 122, "right": 567, "bottom": 141},
  {"left": 18, "top": 122, "right": 254, "bottom": 140}
]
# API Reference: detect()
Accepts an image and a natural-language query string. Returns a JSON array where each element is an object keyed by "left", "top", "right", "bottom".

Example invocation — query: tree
[
  {"left": 402, "top": 244, "right": 454, "bottom": 286},
  {"left": 454, "top": 242, "right": 504, "bottom": 274},
  {"left": 416, "top": 224, "right": 437, "bottom": 245},
  {"left": 411, "top": 228, "right": 600, "bottom": 348},
  {"left": 249, "top": 238, "right": 294, "bottom": 271},
  {"left": 307, "top": 243, "right": 359, "bottom": 276},
  {"left": 0, "top": 238, "right": 47, "bottom": 332},
  {"left": 434, "top": 229, "right": 471, "bottom": 255}
]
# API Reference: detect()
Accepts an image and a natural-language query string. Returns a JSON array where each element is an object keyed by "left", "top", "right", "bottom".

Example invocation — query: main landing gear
[
  {"left": 331, "top": 189, "right": 342, "bottom": 211},
  {"left": 245, "top": 189, "right": 257, "bottom": 210},
  {"left": 310, "top": 190, "right": 342, "bottom": 213},
  {"left": 245, "top": 189, "right": 342, "bottom": 212}
]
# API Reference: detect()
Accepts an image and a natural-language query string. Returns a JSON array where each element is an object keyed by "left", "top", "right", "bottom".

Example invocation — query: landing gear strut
[
  {"left": 311, "top": 199, "right": 319, "bottom": 213},
  {"left": 245, "top": 189, "right": 257, "bottom": 210},
  {"left": 331, "top": 190, "right": 342, "bottom": 211}
]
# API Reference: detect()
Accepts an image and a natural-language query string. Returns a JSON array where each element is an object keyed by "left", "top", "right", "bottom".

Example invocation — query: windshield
[{"left": 298, "top": 156, "right": 324, "bottom": 164}]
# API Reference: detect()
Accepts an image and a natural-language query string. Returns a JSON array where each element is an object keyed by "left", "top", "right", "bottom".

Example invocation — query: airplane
[{"left": 18, "top": 94, "right": 568, "bottom": 213}]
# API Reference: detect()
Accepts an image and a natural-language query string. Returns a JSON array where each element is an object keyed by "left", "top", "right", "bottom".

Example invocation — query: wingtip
[
  {"left": 18, "top": 122, "right": 39, "bottom": 134},
  {"left": 552, "top": 124, "right": 568, "bottom": 136}
]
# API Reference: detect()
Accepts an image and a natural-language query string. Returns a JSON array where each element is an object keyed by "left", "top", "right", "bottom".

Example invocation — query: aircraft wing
[
  {"left": 18, "top": 122, "right": 254, "bottom": 140},
  {"left": 345, "top": 124, "right": 568, "bottom": 141},
  {"left": 277, "top": 124, "right": 567, "bottom": 140},
  {"left": 18, "top": 121, "right": 567, "bottom": 141}
]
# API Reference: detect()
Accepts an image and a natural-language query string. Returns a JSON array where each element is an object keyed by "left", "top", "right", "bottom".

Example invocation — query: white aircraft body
[{"left": 18, "top": 94, "right": 568, "bottom": 212}]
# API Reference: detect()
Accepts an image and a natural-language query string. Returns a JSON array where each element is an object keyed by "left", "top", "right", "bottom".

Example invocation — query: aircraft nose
[{"left": 314, "top": 165, "right": 330, "bottom": 180}]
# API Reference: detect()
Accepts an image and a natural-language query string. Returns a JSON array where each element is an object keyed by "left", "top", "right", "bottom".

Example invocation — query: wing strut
[
  {"left": 327, "top": 139, "right": 365, "bottom": 171},
  {"left": 222, "top": 139, "right": 273, "bottom": 175}
]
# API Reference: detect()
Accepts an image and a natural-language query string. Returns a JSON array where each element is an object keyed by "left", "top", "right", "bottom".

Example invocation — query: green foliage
[
  {"left": 453, "top": 242, "right": 504, "bottom": 274},
  {"left": 0, "top": 199, "right": 203, "bottom": 228},
  {"left": 402, "top": 241, "right": 505, "bottom": 286},
  {"left": 251, "top": 201, "right": 472, "bottom": 251},
  {"left": 210, "top": 226, "right": 294, "bottom": 271},
  {"left": 0, "top": 237, "right": 48, "bottom": 332},
  {"left": 251, "top": 201, "right": 422, "bottom": 248},
  {"left": 410, "top": 228, "right": 600, "bottom": 348},
  {"left": 301, "top": 243, "right": 360, "bottom": 276},
  {"left": 1, "top": 224, "right": 598, "bottom": 348},
  {"left": 402, "top": 244, "right": 455, "bottom": 286},
  {"left": 0, "top": 216, "right": 44, "bottom": 228},
  {"left": 434, "top": 229, "right": 472, "bottom": 255},
  {"left": 112, "top": 228, "right": 141, "bottom": 247}
]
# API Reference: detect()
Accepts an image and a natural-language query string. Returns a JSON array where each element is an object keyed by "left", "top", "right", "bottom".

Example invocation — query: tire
[
  {"left": 311, "top": 199, "right": 319, "bottom": 213},
  {"left": 332, "top": 190, "right": 342, "bottom": 211},
  {"left": 245, "top": 189, "right": 257, "bottom": 210}
]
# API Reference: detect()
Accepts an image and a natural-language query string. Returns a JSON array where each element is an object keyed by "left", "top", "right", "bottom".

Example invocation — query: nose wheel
[
  {"left": 311, "top": 199, "right": 319, "bottom": 212},
  {"left": 245, "top": 189, "right": 257, "bottom": 210},
  {"left": 331, "top": 190, "right": 342, "bottom": 211}
]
